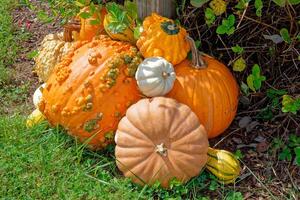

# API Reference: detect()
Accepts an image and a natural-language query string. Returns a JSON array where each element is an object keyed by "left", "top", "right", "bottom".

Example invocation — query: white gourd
[
  {"left": 135, "top": 57, "right": 176, "bottom": 97},
  {"left": 33, "top": 83, "right": 46, "bottom": 108}
]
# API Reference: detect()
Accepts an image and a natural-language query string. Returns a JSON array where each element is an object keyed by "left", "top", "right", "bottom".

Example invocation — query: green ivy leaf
[
  {"left": 255, "top": 0, "right": 263, "bottom": 17},
  {"left": 279, "top": 147, "right": 292, "bottom": 161},
  {"left": 234, "top": 150, "right": 244, "bottom": 159},
  {"left": 124, "top": 0, "right": 138, "bottom": 20},
  {"left": 225, "top": 191, "right": 244, "bottom": 200},
  {"left": 191, "top": 0, "right": 210, "bottom": 7},
  {"left": 289, "top": 0, "right": 300, "bottom": 4},
  {"left": 280, "top": 28, "right": 292, "bottom": 44},
  {"left": 216, "top": 14, "right": 236, "bottom": 35},
  {"left": 266, "top": 89, "right": 287, "bottom": 99},
  {"left": 247, "top": 75, "right": 255, "bottom": 92},
  {"left": 231, "top": 45, "right": 244, "bottom": 54},
  {"left": 235, "top": 0, "right": 250, "bottom": 10},
  {"left": 295, "top": 147, "right": 300, "bottom": 166},
  {"left": 205, "top": 8, "right": 216, "bottom": 26},
  {"left": 106, "top": 2, "right": 131, "bottom": 33},
  {"left": 241, "top": 82, "right": 249, "bottom": 96},
  {"left": 246, "top": 64, "right": 266, "bottom": 92},
  {"left": 37, "top": 10, "right": 54, "bottom": 23},
  {"left": 79, "top": 11, "right": 92, "bottom": 19},
  {"left": 273, "top": 0, "right": 300, "bottom": 6},
  {"left": 133, "top": 25, "right": 143, "bottom": 40},
  {"left": 282, "top": 95, "right": 300, "bottom": 114},
  {"left": 233, "top": 57, "right": 246, "bottom": 72},
  {"left": 272, "top": 0, "right": 286, "bottom": 6}
]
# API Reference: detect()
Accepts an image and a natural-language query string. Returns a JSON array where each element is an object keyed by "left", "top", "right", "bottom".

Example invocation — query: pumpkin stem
[
  {"left": 63, "top": 20, "right": 81, "bottom": 42},
  {"left": 155, "top": 143, "right": 167, "bottom": 156},
  {"left": 162, "top": 71, "right": 169, "bottom": 79},
  {"left": 186, "top": 36, "right": 207, "bottom": 69}
]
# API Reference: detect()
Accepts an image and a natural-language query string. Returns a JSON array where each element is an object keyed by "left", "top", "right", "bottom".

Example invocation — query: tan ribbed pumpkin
[{"left": 115, "top": 97, "right": 209, "bottom": 188}]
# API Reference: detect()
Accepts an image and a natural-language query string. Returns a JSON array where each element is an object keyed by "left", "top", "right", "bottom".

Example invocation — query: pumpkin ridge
[
  {"left": 206, "top": 69, "right": 221, "bottom": 134},
  {"left": 215, "top": 69, "right": 234, "bottom": 131},
  {"left": 125, "top": 110, "right": 156, "bottom": 146},
  {"left": 169, "top": 107, "right": 197, "bottom": 139},
  {"left": 115, "top": 129, "right": 154, "bottom": 148},
  {"left": 170, "top": 123, "right": 202, "bottom": 144}
]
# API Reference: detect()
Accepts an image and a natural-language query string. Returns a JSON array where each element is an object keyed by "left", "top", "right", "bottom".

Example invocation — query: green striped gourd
[{"left": 206, "top": 147, "right": 241, "bottom": 184}]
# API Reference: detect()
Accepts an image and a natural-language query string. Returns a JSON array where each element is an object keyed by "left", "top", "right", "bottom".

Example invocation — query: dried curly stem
[
  {"left": 186, "top": 36, "right": 207, "bottom": 69},
  {"left": 155, "top": 143, "right": 167, "bottom": 156},
  {"left": 63, "top": 20, "right": 81, "bottom": 42}
]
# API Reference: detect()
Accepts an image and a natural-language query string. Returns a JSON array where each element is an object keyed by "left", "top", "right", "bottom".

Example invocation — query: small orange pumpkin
[
  {"left": 136, "top": 13, "right": 190, "bottom": 65},
  {"left": 78, "top": 6, "right": 107, "bottom": 41},
  {"left": 115, "top": 97, "right": 209, "bottom": 188},
  {"left": 167, "top": 37, "right": 239, "bottom": 138},
  {"left": 39, "top": 35, "right": 143, "bottom": 149}
]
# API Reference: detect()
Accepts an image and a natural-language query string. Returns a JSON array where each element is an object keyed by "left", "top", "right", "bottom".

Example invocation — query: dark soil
[{"left": 11, "top": 2, "right": 62, "bottom": 114}]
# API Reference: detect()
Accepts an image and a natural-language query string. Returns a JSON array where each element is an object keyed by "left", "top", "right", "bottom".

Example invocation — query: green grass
[
  {"left": 0, "top": 0, "right": 32, "bottom": 115},
  {"left": 0, "top": 115, "right": 243, "bottom": 199},
  {"left": 0, "top": 116, "right": 142, "bottom": 199},
  {"left": 0, "top": 0, "right": 19, "bottom": 84}
]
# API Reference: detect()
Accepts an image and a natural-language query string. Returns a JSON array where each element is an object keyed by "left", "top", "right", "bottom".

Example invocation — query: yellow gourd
[
  {"left": 206, "top": 147, "right": 241, "bottom": 184},
  {"left": 26, "top": 109, "right": 46, "bottom": 128}
]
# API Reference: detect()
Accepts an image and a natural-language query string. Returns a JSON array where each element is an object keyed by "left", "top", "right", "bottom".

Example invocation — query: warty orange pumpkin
[
  {"left": 115, "top": 97, "right": 209, "bottom": 188},
  {"left": 39, "top": 35, "right": 143, "bottom": 149},
  {"left": 167, "top": 36, "right": 239, "bottom": 138}
]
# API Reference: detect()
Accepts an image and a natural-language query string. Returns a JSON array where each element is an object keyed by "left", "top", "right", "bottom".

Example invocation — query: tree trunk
[{"left": 136, "top": 0, "right": 176, "bottom": 20}]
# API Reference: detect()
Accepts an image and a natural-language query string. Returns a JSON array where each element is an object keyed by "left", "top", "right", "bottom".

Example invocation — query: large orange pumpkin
[
  {"left": 167, "top": 36, "right": 239, "bottom": 138},
  {"left": 115, "top": 97, "right": 209, "bottom": 188},
  {"left": 39, "top": 35, "right": 143, "bottom": 149},
  {"left": 78, "top": 6, "right": 107, "bottom": 41}
]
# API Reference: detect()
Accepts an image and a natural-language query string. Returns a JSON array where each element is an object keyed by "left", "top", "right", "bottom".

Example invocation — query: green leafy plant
[
  {"left": 205, "top": 8, "right": 216, "bottom": 26},
  {"left": 255, "top": 0, "right": 263, "bottom": 17},
  {"left": 280, "top": 28, "right": 292, "bottom": 44},
  {"left": 282, "top": 95, "right": 300, "bottom": 114},
  {"left": 106, "top": 1, "right": 137, "bottom": 33},
  {"left": 190, "top": 0, "right": 210, "bottom": 7},
  {"left": 273, "top": 135, "right": 300, "bottom": 166},
  {"left": 246, "top": 64, "right": 266, "bottom": 92},
  {"left": 234, "top": 149, "right": 244, "bottom": 159},
  {"left": 256, "top": 89, "right": 287, "bottom": 121},
  {"left": 216, "top": 14, "right": 235, "bottom": 35},
  {"left": 272, "top": 0, "right": 300, "bottom": 7},
  {"left": 225, "top": 191, "right": 243, "bottom": 200},
  {"left": 231, "top": 45, "right": 244, "bottom": 54},
  {"left": 233, "top": 57, "right": 246, "bottom": 72},
  {"left": 240, "top": 82, "right": 249, "bottom": 96},
  {"left": 235, "top": 0, "right": 250, "bottom": 10}
]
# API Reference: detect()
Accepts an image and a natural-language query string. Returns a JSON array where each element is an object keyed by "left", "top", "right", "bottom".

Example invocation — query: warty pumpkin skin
[
  {"left": 167, "top": 37, "right": 239, "bottom": 138},
  {"left": 115, "top": 97, "right": 209, "bottom": 188},
  {"left": 136, "top": 13, "right": 190, "bottom": 65},
  {"left": 142, "top": 13, "right": 168, "bottom": 31},
  {"left": 34, "top": 32, "right": 76, "bottom": 82},
  {"left": 39, "top": 35, "right": 143, "bottom": 150}
]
